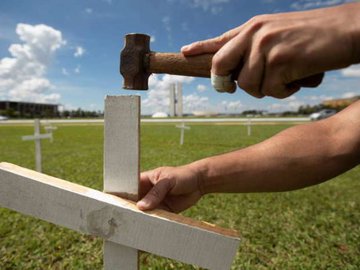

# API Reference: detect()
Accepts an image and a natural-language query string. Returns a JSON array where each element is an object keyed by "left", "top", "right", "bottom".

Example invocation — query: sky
[{"left": 0, "top": 0, "right": 359, "bottom": 115}]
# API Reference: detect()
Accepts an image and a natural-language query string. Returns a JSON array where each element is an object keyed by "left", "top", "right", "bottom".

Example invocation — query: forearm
[
  {"left": 190, "top": 103, "right": 360, "bottom": 194},
  {"left": 347, "top": 2, "right": 360, "bottom": 64}
]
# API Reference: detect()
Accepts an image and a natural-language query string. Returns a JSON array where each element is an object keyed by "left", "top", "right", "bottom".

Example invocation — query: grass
[{"left": 0, "top": 122, "right": 359, "bottom": 269}]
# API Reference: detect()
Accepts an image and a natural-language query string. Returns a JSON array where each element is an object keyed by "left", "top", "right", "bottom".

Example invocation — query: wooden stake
[{"left": 103, "top": 96, "right": 140, "bottom": 270}]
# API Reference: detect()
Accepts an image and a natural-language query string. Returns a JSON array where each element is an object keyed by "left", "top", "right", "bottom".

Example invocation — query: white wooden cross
[
  {"left": 0, "top": 96, "right": 240, "bottom": 270},
  {"left": 22, "top": 119, "right": 52, "bottom": 172},
  {"left": 44, "top": 122, "right": 58, "bottom": 143},
  {"left": 246, "top": 115, "right": 253, "bottom": 136},
  {"left": 176, "top": 122, "right": 190, "bottom": 145}
]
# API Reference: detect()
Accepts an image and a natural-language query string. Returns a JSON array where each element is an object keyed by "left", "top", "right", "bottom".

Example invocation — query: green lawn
[{"left": 0, "top": 123, "right": 359, "bottom": 269}]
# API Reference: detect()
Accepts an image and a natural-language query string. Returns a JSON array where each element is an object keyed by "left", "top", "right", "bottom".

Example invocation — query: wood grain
[
  {"left": 148, "top": 52, "right": 212, "bottom": 78},
  {"left": 103, "top": 95, "right": 140, "bottom": 270}
]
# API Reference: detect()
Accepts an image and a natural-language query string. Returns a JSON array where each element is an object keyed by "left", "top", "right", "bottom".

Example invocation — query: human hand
[
  {"left": 137, "top": 165, "right": 203, "bottom": 213},
  {"left": 181, "top": 3, "right": 360, "bottom": 98}
]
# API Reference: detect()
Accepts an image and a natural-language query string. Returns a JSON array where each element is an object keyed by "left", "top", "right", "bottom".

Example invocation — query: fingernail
[
  {"left": 137, "top": 200, "right": 149, "bottom": 210},
  {"left": 181, "top": 45, "right": 190, "bottom": 52}
]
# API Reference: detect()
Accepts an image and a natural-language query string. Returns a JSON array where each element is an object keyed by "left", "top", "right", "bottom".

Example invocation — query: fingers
[
  {"left": 209, "top": 33, "right": 248, "bottom": 93},
  {"left": 237, "top": 47, "right": 265, "bottom": 98},
  {"left": 139, "top": 170, "right": 155, "bottom": 199},
  {"left": 211, "top": 33, "right": 247, "bottom": 77},
  {"left": 137, "top": 170, "right": 176, "bottom": 211},
  {"left": 288, "top": 73, "right": 324, "bottom": 88},
  {"left": 261, "top": 73, "right": 299, "bottom": 99},
  {"left": 181, "top": 26, "right": 242, "bottom": 56},
  {"left": 211, "top": 73, "right": 236, "bottom": 93}
]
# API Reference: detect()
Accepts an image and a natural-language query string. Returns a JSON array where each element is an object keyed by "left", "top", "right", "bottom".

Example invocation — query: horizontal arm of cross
[
  {"left": 176, "top": 125, "right": 190, "bottom": 130},
  {"left": 0, "top": 162, "right": 240, "bottom": 269},
  {"left": 22, "top": 133, "right": 52, "bottom": 141}
]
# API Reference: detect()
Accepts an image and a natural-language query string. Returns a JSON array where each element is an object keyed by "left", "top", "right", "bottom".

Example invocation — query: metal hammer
[{"left": 120, "top": 33, "right": 213, "bottom": 90}]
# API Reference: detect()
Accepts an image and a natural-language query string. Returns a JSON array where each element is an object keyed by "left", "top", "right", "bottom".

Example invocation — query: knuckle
[
  {"left": 247, "top": 14, "right": 272, "bottom": 30},
  {"left": 267, "top": 47, "right": 287, "bottom": 68},
  {"left": 237, "top": 77, "right": 257, "bottom": 93},
  {"left": 211, "top": 53, "right": 223, "bottom": 70}
]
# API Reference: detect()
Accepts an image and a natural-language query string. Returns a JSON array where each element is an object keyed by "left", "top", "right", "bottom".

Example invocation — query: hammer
[
  {"left": 120, "top": 33, "right": 324, "bottom": 92},
  {"left": 120, "top": 33, "right": 214, "bottom": 90}
]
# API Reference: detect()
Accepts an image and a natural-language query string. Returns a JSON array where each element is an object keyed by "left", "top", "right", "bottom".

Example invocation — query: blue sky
[{"left": 0, "top": 0, "right": 359, "bottom": 115}]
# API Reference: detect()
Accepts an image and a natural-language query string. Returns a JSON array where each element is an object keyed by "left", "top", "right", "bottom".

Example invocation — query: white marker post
[
  {"left": 176, "top": 122, "right": 190, "bottom": 145},
  {"left": 246, "top": 115, "right": 252, "bottom": 136},
  {"left": 44, "top": 123, "right": 57, "bottom": 143},
  {"left": 22, "top": 119, "right": 52, "bottom": 172},
  {"left": 103, "top": 96, "right": 140, "bottom": 270}
]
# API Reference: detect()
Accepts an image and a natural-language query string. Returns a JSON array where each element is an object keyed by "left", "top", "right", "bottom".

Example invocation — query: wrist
[{"left": 187, "top": 158, "right": 211, "bottom": 195}]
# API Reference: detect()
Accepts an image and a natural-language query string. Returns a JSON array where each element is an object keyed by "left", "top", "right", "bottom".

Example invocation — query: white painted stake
[
  {"left": 22, "top": 119, "right": 52, "bottom": 172},
  {"left": 246, "top": 115, "right": 252, "bottom": 136},
  {"left": 176, "top": 122, "right": 190, "bottom": 145},
  {"left": 103, "top": 96, "right": 140, "bottom": 270},
  {"left": 44, "top": 123, "right": 57, "bottom": 143}
]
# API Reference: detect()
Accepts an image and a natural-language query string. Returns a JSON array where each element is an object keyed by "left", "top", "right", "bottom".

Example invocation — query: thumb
[{"left": 137, "top": 179, "right": 175, "bottom": 211}]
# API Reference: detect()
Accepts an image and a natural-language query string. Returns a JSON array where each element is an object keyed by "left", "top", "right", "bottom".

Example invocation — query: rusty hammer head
[{"left": 120, "top": 33, "right": 151, "bottom": 90}]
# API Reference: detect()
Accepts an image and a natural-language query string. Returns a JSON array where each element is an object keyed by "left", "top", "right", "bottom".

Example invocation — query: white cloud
[
  {"left": 197, "top": 84, "right": 207, "bottom": 92},
  {"left": 221, "top": 100, "right": 243, "bottom": 112},
  {"left": 162, "top": 16, "right": 171, "bottom": 33},
  {"left": 141, "top": 74, "right": 194, "bottom": 114},
  {"left": 0, "top": 23, "right": 65, "bottom": 103},
  {"left": 183, "top": 94, "right": 209, "bottom": 112},
  {"left": 62, "top": 68, "right": 69, "bottom": 76},
  {"left": 267, "top": 98, "right": 305, "bottom": 112},
  {"left": 342, "top": 92, "right": 358, "bottom": 98},
  {"left": 304, "top": 95, "right": 334, "bottom": 102},
  {"left": 341, "top": 64, "right": 360, "bottom": 78},
  {"left": 162, "top": 16, "right": 173, "bottom": 46},
  {"left": 85, "top": 8, "right": 93, "bottom": 14},
  {"left": 150, "top": 36, "right": 156, "bottom": 43},
  {"left": 74, "top": 65, "right": 81, "bottom": 74},
  {"left": 74, "top": 46, "right": 85, "bottom": 58},
  {"left": 291, "top": 0, "right": 345, "bottom": 10},
  {"left": 189, "top": 0, "right": 230, "bottom": 14}
]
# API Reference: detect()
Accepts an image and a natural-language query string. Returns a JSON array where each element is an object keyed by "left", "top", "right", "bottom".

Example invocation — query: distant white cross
[
  {"left": 246, "top": 115, "right": 253, "bottom": 136},
  {"left": 176, "top": 122, "right": 190, "bottom": 145},
  {"left": 44, "top": 122, "right": 57, "bottom": 142},
  {"left": 22, "top": 119, "right": 52, "bottom": 172}
]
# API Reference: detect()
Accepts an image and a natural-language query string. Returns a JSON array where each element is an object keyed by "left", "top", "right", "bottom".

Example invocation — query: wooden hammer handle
[{"left": 147, "top": 52, "right": 213, "bottom": 78}]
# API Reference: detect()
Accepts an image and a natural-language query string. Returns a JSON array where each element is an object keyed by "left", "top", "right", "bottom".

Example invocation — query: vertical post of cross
[
  {"left": 22, "top": 119, "right": 52, "bottom": 173},
  {"left": 103, "top": 95, "right": 140, "bottom": 270},
  {"left": 34, "top": 119, "right": 41, "bottom": 172},
  {"left": 176, "top": 122, "right": 190, "bottom": 145},
  {"left": 246, "top": 115, "right": 252, "bottom": 136}
]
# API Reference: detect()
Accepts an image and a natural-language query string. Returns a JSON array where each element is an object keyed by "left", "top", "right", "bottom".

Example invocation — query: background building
[{"left": 0, "top": 101, "right": 59, "bottom": 118}]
